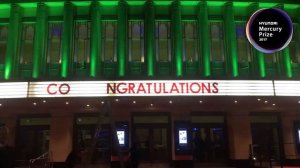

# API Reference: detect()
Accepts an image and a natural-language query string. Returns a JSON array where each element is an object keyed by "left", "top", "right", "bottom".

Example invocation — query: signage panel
[
  {"left": 179, "top": 129, "right": 188, "bottom": 145},
  {"left": 0, "top": 82, "right": 28, "bottom": 98},
  {"left": 28, "top": 80, "right": 274, "bottom": 97}
]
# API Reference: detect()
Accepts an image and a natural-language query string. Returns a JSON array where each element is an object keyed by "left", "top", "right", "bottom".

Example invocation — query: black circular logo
[{"left": 246, "top": 8, "right": 293, "bottom": 53}]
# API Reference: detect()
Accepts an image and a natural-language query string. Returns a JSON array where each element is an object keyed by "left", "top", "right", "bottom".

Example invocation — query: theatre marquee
[{"left": 0, "top": 80, "right": 298, "bottom": 98}]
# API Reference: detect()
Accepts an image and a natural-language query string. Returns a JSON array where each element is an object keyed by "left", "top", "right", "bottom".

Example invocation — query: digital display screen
[
  {"left": 179, "top": 129, "right": 187, "bottom": 145},
  {"left": 117, "top": 130, "right": 125, "bottom": 145}
]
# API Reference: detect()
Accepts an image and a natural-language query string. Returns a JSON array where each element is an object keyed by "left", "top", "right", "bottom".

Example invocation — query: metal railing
[
  {"left": 249, "top": 144, "right": 284, "bottom": 168},
  {"left": 29, "top": 152, "right": 53, "bottom": 168}
]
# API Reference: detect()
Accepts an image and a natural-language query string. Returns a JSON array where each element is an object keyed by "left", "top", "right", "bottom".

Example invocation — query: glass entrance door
[
  {"left": 134, "top": 126, "right": 169, "bottom": 162},
  {"left": 16, "top": 126, "right": 49, "bottom": 160},
  {"left": 192, "top": 125, "right": 228, "bottom": 162},
  {"left": 73, "top": 117, "right": 111, "bottom": 163},
  {"left": 16, "top": 117, "right": 50, "bottom": 161},
  {"left": 251, "top": 124, "right": 281, "bottom": 161}
]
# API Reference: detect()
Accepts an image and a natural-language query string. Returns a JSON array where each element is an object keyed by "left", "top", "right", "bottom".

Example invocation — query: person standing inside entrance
[{"left": 0, "top": 124, "right": 14, "bottom": 168}]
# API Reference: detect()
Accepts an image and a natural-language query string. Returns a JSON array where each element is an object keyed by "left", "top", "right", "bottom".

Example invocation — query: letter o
[
  {"left": 59, "top": 83, "right": 70, "bottom": 95},
  {"left": 190, "top": 83, "right": 201, "bottom": 93}
]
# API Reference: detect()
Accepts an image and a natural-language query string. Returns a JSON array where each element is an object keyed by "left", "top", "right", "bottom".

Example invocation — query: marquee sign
[
  {"left": 27, "top": 80, "right": 274, "bottom": 97},
  {"left": 274, "top": 81, "right": 300, "bottom": 96},
  {"left": 0, "top": 80, "right": 298, "bottom": 98},
  {"left": 0, "top": 82, "right": 28, "bottom": 98}
]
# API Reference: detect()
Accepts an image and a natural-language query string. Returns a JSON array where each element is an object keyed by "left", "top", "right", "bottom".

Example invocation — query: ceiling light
[
  {"left": 33, "top": 102, "right": 37, "bottom": 106},
  {"left": 272, "top": 104, "right": 276, "bottom": 106},
  {"left": 264, "top": 100, "right": 268, "bottom": 103},
  {"left": 43, "top": 100, "right": 46, "bottom": 103},
  {"left": 86, "top": 104, "right": 90, "bottom": 107},
  {"left": 0, "top": 104, "right": 2, "bottom": 107},
  {"left": 115, "top": 99, "right": 119, "bottom": 102},
  {"left": 65, "top": 101, "right": 69, "bottom": 105},
  {"left": 101, "top": 101, "right": 104, "bottom": 104},
  {"left": 234, "top": 100, "right": 238, "bottom": 103},
  {"left": 169, "top": 100, "right": 173, "bottom": 104},
  {"left": 133, "top": 100, "right": 136, "bottom": 104},
  {"left": 298, "top": 101, "right": 300, "bottom": 104},
  {"left": 150, "top": 103, "right": 154, "bottom": 107},
  {"left": 199, "top": 100, "right": 203, "bottom": 103},
  {"left": 257, "top": 98, "right": 261, "bottom": 101}
]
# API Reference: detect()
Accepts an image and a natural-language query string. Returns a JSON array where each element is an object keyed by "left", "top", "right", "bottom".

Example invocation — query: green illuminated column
[
  {"left": 198, "top": 1, "right": 210, "bottom": 77},
  {"left": 257, "top": 51, "right": 266, "bottom": 77},
  {"left": 145, "top": 0, "right": 155, "bottom": 77},
  {"left": 224, "top": 2, "right": 238, "bottom": 77},
  {"left": 32, "top": 3, "right": 48, "bottom": 79},
  {"left": 172, "top": 0, "right": 183, "bottom": 77},
  {"left": 4, "top": 4, "right": 22, "bottom": 80},
  {"left": 283, "top": 48, "right": 292, "bottom": 78},
  {"left": 117, "top": 0, "right": 127, "bottom": 77},
  {"left": 61, "top": 2, "right": 74, "bottom": 78},
  {"left": 248, "top": 3, "right": 266, "bottom": 78},
  {"left": 277, "top": 4, "right": 292, "bottom": 78},
  {"left": 90, "top": 1, "right": 101, "bottom": 77}
]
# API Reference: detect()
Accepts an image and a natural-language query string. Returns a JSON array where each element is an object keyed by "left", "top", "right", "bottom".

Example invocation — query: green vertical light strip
[
  {"left": 90, "top": 1, "right": 101, "bottom": 77},
  {"left": 257, "top": 51, "right": 266, "bottom": 77},
  {"left": 61, "top": 2, "right": 74, "bottom": 78},
  {"left": 249, "top": 3, "right": 266, "bottom": 78},
  {"left": 32, "top": 3, "right": 48, "bottom": 79},
  {"left": 145, "top": 0, "right": 155, "bottom": 77},
  {"left": 117, "top": 0, "right": 127, "bottom": 77},
  {"left": 172, "top": 0, "right": 183, "bottom": 77},
  {"left": 224, "top": 2, "right": 238, "bottom": 77},
  {"left": 283, "top": 48, "right": 292, "bottom": 78},
  {"left": 276, "top": 4, "right": 287, "bottom": 78},
  {"left": 198, "top": 1, "right": 210, "bottom": 77},
  {"left": 4, "top": 4, "right": 22, "bottom": 80}
]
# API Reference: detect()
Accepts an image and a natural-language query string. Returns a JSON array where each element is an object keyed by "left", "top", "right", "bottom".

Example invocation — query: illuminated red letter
[
  {"left": 59, "top": 83, "right": 70, "bottom": 95},
  {"left": 47, "top": 83, "right": 57, "bottom": 95}
]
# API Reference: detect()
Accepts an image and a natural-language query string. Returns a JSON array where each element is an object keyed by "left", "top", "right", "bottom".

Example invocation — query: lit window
[
  {"left": 20, "top": 23, "right": 35, "bottom": 65},
  {"left": 156, "top": 21, "right": 171, "bottom": 62},
  {"left": 129, "top": 21, "right": 144, "bottom": 62},
  {"left": 182, "top": 21, "right": 198, "bottom": 62},
  {"left": 74, "top": 22, "right": 90, "bottom": 68},
  {"left": 236, "top": 22, "right": 252, "bottom": 63},
  {"left": 0, "top": 25, "right": 8, "bottom": 65},
  {"left": 210, "top": 22, "right": 225, "bottom": 62},
  {"left": 290, "top": 24, "right": 300, "bottom": 64},
  {"left": 102, "top": 21, "right": 117, "bottom": 62},
  {"left": 48, "top": 23, "right": 63, "bottom": 64}
]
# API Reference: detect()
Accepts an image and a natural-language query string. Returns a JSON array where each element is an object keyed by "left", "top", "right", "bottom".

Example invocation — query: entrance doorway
[
  {"left": 15, "top": 117, "right": 50, "bottom": 161},
  {"left": 132, "top": 114, "right": 170, "bottom": 162},
  {"left": 74, "top": 115, "right": 111, "bottom": 164},
  {"left": 134, "top": 126, "right": 169, "bottom": 161},
  {"left": 251, "top": 124, "right": 281, "bottom": 161},
  {"left": 191, "top": 114, "right": 228, "bottom": 164},
  {"left": 250, "top": 115, "right": 282, "bottom": 163},
  {"left": 192, "top": 125, "right": 227, "bottom": 162}
]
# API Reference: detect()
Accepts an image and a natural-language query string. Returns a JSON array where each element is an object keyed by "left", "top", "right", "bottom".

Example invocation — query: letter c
[{"left": 47, "top": 83, "right": 57, "bottom": 95}]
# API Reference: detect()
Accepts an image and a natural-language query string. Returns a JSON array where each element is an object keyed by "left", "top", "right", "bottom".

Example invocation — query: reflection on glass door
[
  {"left": 192, "top": 126, "right": 227, "bottom": 162},
  {"left": 75, "top": 124, "right": 111, "bottom": 163},
  {"left": 134, "top": 127, "right": 169, "bottom": 162}
]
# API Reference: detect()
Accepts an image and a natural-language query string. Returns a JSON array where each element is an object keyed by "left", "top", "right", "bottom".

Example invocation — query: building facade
[{"left": 0, "top": 0, "right": 300, "bottom": 167}]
